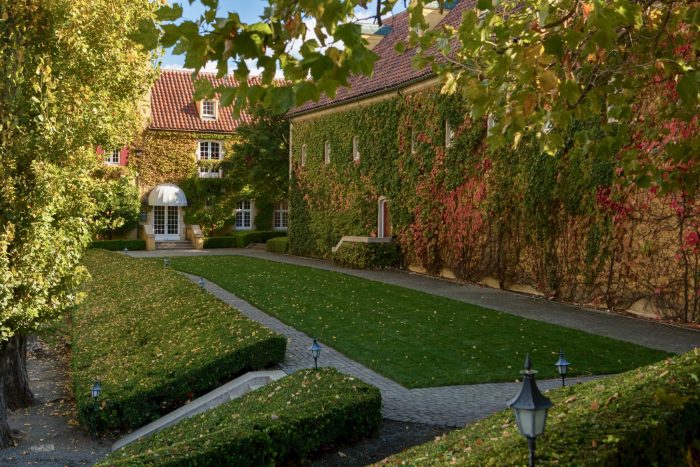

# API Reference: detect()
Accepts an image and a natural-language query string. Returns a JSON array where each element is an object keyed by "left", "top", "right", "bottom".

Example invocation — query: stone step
[
  {"left": 156, "top": 241, "right": 193, "bottom": 250},
  {"left": 112, "top": 370, "right": 287, "bottom": 451},
  {"left": 246, "top": 243, "right": 267, "bottom": 251}
]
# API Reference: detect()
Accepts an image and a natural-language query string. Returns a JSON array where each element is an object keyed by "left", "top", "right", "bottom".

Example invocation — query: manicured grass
[
  {"left": 379, "top": 350, "right": 700, "bottom": 466},
  {"left": 169, "top": 256, "right": 670, "bottom": 388},
  {"left": 73, "top": 250, "right": 286, "bottom": 431},
  {"left": 101, "top": 369, "right": 382, "bottom": 466}
]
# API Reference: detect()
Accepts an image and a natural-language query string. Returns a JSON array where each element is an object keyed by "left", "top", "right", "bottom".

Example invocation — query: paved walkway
[
  {"left": 182, "top": 272, "right": 598, "bottom": 427},
  {"left": 133, "top": 248, "right": 700, "bottom": 354}
]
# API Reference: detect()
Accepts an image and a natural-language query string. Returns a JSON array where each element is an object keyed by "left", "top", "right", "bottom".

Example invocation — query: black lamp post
[
  {"left": 163, "top": 257, "right": 170, "bottom": 268},
  {"left": 198, "top": 277, "right": 205, "bottom": 288},
  {"left": 309, "top": 338, "right": 322, "bottom": 369},
  {"left": 554, "top": 350, "right": 570, "bottom": 387},
  {"left": 91, "top": 381, "right": 101, "bottom": 439},
  {"left": 508, "top": 354, "right": 553, "bottom": 467}
]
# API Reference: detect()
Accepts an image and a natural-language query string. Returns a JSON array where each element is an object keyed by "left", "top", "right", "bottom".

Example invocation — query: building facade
[
  {"left": 287, "top": 1, "right": 700, "bottom": 323},
  {"left": 102, "top": 69, "right": 288, "bottom": 249}
]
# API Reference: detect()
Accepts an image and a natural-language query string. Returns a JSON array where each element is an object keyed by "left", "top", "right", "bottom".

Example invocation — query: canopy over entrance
[{"left": 148, "top": 183, "right": 187, "bottom": 207}]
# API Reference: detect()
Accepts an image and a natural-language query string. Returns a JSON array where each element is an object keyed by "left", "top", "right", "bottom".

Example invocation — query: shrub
[
  {"left": 381, "top": 349, "right": 700, "bottom": 466},
  {"left": 266, "top": 237, "right": 289, "bottom": 253},
  {"left": 204, "top": 230, "right": 287, "bottom": 249},
  {"left": 332, "top": 241, "right": 401, "bottom": 269},
  {"left": 100, "top": 369, "right": 382, "bottom": 466},
  {"left": 73, "top": 250, "right": 286, "bottom": 431},
  {"left": 90, "top": 239, "right": 146, "bottom": 251}
]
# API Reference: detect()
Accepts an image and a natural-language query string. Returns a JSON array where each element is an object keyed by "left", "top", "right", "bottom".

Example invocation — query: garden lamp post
[
  {"left": 508, "top": 354, "right": 553, "bottom": 467},
  {"left": 163, "top": 257, "right": 170, "bottom": 268},
  {"left": 198, "top": 277, "right": 205, "bottom": 288},
  {"left": 123, "top": 247, "right": 128, "bottom": 256},
  {"left": 309, "top": 338, "right": 322, "bottom": 370},
  {"left": 554, "top": 350, "right": 570, "bottom": 387},
  {"left": 91, "top": 381, "right": 101, "bottom": 439}
]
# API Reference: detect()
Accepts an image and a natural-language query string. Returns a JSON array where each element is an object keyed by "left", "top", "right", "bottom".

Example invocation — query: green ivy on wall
[
  {"left": 134, "top": 130, "right": 277, "bottom": 234},
  {"left": 289, "top": 88, "right": 700, "bottom": 322}
]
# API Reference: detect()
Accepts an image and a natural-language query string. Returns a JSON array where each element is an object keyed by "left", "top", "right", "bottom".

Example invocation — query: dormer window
[
  {"left": 105, "top": 149, "right": 120, "bottom": 165},
  {"left": 200, "top": 99, "right": 217, "bottom": 120}
]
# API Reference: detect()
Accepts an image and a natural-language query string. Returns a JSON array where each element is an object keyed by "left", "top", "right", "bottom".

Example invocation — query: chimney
[
  {"left": 422, "top": 1, "right": 457, "bottom": 30},
  {"left": 361, "top": 23, "right": 393, "bottom": 51}
]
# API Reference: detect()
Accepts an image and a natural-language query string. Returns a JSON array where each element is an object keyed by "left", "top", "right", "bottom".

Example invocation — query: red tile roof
[
  {"left": 149, "top": 69, "right": 254, "bottom": 133},
  {"left": 289, "top": 0, "right": 472, "bottom": 116}
]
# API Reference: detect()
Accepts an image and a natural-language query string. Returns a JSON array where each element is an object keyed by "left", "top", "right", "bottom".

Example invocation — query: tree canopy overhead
[{"left": 146, "top": 0, "right": 698, "bottom": 190}]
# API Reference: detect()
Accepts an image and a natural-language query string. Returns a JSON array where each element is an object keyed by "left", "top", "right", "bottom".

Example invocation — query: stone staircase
[{"left": 155, "top": 241, "right": 193, "bottom": 250}]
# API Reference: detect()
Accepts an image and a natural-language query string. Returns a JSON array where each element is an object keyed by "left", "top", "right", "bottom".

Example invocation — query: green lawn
[
  {"left": 74, "top": 250, "right": 285, "bottom": 430},
  {"left": 170, "top": 256, "right": 670, "bottom": 388}
]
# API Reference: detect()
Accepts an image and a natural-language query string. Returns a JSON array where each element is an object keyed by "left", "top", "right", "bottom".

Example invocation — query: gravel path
[
  {"left": 0, "top": 338, "right": 113, "bottom": 466},
  {"left": 310, "top": 420, "right": 452, "bottom": 466}
]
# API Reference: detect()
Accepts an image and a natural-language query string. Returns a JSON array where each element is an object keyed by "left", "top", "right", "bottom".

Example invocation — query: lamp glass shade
[
  {"left": 198, "top": 277, "right": 205, "bottom": 287},
  {"left": 91, "top": 381, "right": 101, "bottom": 399},
  {"left": 514, "top": 406, "right": 549, "bottom": 438},
  {"left": 310, "top": 339, "right": 322, "bottom": 359},
  {"left": 555, "top": 352, "right": 570, "bottom": 376}
]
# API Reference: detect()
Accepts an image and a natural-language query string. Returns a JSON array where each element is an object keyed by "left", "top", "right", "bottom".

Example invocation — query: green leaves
[{"left": 677, "top": 72, "right": 699, "bottom": 107}]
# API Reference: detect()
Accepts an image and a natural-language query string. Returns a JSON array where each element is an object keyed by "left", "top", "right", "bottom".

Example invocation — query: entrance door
[
  {"left": 378, "top": 198, "right": 391, "bottom": 238},
  {"left": 154, "top": 206, "right": 180, "bottom": 241}
]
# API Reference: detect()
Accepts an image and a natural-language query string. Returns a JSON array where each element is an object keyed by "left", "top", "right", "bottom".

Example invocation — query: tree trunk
[
  {"left": 0, "top": 341, "right": 16, "bottom": 448},
  {"left": 4, "top": 334, "right": 33, "bottom": 410}
]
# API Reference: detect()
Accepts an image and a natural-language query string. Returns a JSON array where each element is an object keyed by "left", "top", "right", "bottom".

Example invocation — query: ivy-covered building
[
  {"left": 287, "top": 0, "right": 700, "bottom": 323},
  {"left": 103, "top": 69, "right": 289, "bottom": 250}
]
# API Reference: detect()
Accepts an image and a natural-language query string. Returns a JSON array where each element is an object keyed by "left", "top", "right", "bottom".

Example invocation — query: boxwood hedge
[
  {"left": 74, "top": 250, "right": 286, "bottom": 431},
  {"left": 90, "top": 239, "right": 146, "bottom": 251},
  {"left": 332, "top": 241, "right": 402, "bottom": 269},
  {"left": 381, "top": 349, "right": 700, "bottom": 466},
  {"left": 100, "top": 369, "right": 382, "bottom": 466},
  {"left": 266, "top": 237, "right": 289, "bottom": 253},
  {"left": 204, "top": 230, "right": 286, "bottom": 249}
]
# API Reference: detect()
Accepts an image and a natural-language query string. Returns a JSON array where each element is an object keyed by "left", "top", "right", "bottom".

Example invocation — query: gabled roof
[
  {"left": 149, "top": 69, "right": 254, "bottom": 133},
  {"left": 289, "top": 0, "right": 472, "bottom": 117}
]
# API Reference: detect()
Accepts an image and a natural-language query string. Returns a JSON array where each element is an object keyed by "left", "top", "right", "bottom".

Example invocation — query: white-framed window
[
  {"left": 445, "top": 120, "right": 454, "bottom": 148},
  {"left": 324, "top": 140, "right": 331, "bottom": 164},
  {"left": 105, "top": 149, "right": 120, "bottom": 165},
  {"left": 201, "top": 100, "right": 217, "bottom": 120},
  {"left": 487, "top": 113, "right": 497, "bottom": 136},
  {"left": 352, "top": 136, "right": 360, "bottom": 162},
  {"left": 235, "top": 200, "right": 253, "bottom": 230},
  {"left": 301, "top": 144, "right": 307, "bottom": 167},
  {"left": 273, "top": 201, "right": 289, "bottom": 230},
  {"left": 197, "top": 140, "right": 222, "bottom": 178}
]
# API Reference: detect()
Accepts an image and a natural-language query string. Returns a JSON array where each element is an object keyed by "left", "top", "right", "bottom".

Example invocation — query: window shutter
[{"left": 120, "top": 147, "right": 129, "bottom": 166}]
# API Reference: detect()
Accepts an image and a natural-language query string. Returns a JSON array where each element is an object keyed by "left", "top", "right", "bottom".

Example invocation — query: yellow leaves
[{"left": 539, "top": 70, "right": 559, "bottom": 93}]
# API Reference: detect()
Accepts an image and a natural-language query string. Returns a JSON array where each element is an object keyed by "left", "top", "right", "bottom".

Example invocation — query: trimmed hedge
[
  {"left": 266, "top": 236, "right": 289, "bottom": 253},
  {"left": 100, "top": 369, "right": 382, "bottom": 466},
  {"left": 74, "top": 250, "right": 286, "bottom": 431},
  {"left": 90, "top": 239, "right": 146, "bottom": 251},
  {"left": 381, "top": 349, "right": 700, "bottom": 466},
  {"left": 332, "top": 241, "right": 402, "bottom": 269},
  {"left": 204, "top": 230, "right": 287, "bottom": 249}
]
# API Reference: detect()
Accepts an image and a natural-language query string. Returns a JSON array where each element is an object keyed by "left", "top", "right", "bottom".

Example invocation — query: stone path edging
[{"left": 183, "top": 273, "right": 598, "bottom": 427}]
